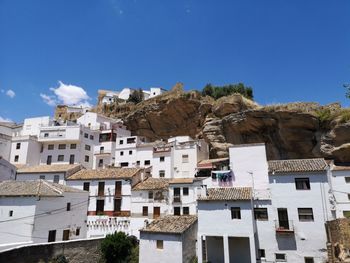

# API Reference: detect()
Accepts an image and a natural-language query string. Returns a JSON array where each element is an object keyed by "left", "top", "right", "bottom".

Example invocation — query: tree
[
  {"left": 344, "top": 84, "right": 350, "bottom": 99},
  {"left": 127, "top": 89, "right": 144, "bottom": 104},
  {"left": 201, "top": 83, "right": 254, "bottom": 100},
  {"left": 201, "top": 83, "right": 214, "bottom": 97},
  {"left": 100, "top": 232, "right": 133, "bottom": 263}
]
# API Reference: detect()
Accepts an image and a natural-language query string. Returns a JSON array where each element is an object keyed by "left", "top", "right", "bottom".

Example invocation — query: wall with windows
[
  {"left": 168, "top": 183, "right": 202, "bottom": 216},
  {"left": 10, "top": 136, "right": 41, "bottom": 166},
  {"left": 40, "top": 142, "right": 81, "bottom": 166},
  {"left": 152, "top": 152, "right": 172, "bottom": 178},
  {"left": 16, "top": 172, "right": 66, "bottom": 185},
  {"left": 329, "top": 169, "right": 350, "bottom": 219}
]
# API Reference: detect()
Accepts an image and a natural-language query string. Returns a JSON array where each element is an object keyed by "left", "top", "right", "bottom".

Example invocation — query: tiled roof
[
  {"left": 140, "top": 215, "right": 197, "bottom": 234},
  {"left": 67, "top": 167, "right": 141, "bottom": 180},
  {"left": 17, "top": 164, "right": 81, "bottom": 174},
  {"left": 0, "top": 180, "right": 86, "bottom": 197},
  {"left": 169, "top": 178, "right": 194, "bottom": 184},
  {"left": 133, "top": 177, "right": 169, "bottom": 190},
  {"left": 198, "top": 187, "right": 252, "bottom": 201},
  {"left": 197, "top": 158, "right": 229, "bottom": 166},
  {"left": 268, "top": 158, "right": 327, "bottom": 174}
]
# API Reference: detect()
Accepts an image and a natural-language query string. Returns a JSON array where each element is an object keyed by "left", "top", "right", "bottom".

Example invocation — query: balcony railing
[
  {"left": 94, "top": 150, "right": 111, "bottom": 155},
  {"left": 173, "top": 195, "right": 181, "bottom": 203},
  {"left": 275, "top": 220, "right": 294, "bottom": 233}
]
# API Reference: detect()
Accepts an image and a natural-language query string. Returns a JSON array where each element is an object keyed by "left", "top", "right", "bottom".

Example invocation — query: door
[
  {"left": 98, "top": 182, "right": 105, "bottom": 196},
  {"left": 47, "top": 155, "right": 52, "bottom": 165},
  {"left": 69, "top": 154, "right": 75, "bottom": 164},
  {"left": 48, "top": 230, "right": 56, "bottom": 242},
  {"left": 114, "top": 199, "right": 121, "bottom": 212},
  {"left": 277, "top": 208, "right": 289, "bottom": 229},
  {"left": 96, "top": 199, "right": 105, "bottom": 214},
  {"left": 115, "top": 181, "right": 122, "bottom": 197},
  {"left": 153, "top": 207, "right": 160, "bottom": 219},
  {"left": 62, "top": 229, "right": 70, "bottom": 241},
  {"left": 174, "top": 188, "right": 181, "bottom": 202}
]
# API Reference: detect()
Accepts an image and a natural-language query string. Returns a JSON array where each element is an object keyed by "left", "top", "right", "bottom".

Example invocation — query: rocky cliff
[{"left": 96, "top": 84, "right": 350, "bottom": 162}]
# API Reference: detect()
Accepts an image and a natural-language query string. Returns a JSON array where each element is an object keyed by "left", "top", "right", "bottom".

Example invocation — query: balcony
[
  {"left": 173, "top": 195, "right": 181, "bottom": 203},
  {"left": 153, "top": 146, "right": 171, "bottom": 153},
  {"left": 94, "top": 149, "right": 111, "bottom": 155},
  {"left": 275, "top": 220, "right": 294, "bottom": 234}
]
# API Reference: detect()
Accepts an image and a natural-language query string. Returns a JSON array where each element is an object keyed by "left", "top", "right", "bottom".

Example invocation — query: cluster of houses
[{"left": 0, "top": 111, "right": 350, "bottom": 263}]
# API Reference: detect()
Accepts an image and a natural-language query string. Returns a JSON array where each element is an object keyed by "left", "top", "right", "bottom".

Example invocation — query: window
[
  {"left": 70, "top": 144, "right": 77, "bottom": 149},
  {"left": 96, "top": 200, "right": 104, "bottom": 214},
  {"left": 66, "top": 203, "right": 71, "bottom": 211},
  {"left": 254, "top": 208, "right": 268, "bottom": 220},
  {"left": 258, "top": 249, "right": 265, "bottom": 259},
  {"left": 144, "top": 160, "right": 150, "bottom": 165},
  {"left": 348, "top": 194, "right": 350, "bottom": 201},
  {"left": 120, "top": 162, "right": 128, "bottom": 167},
  {"left": 14, "top": 155, "right": 19, "bottom": 162},
  {"left": 231, "top": 207, "right": 241, "bottom": 219},
  {"left": 174, "top": 207, "right": 181, "bottom": 215},
  {"left": 305, "top": 257, "right": 314, "bottom": 263},
  {"left": 47, "top": 155, "right": 52, "bottom": 165},
  {"left": 9, "top": 210, "right": 13, "bottom": 217},
  {"left": 85, "top": 155, "right": 89, "bottom": 162},
  {"left": 15, "top": 143, "right": 21, "bottom": 149},
  {"left": 44, "top": 133, "right": 49, "bottom": 137},
  {"left": 148, "top": 191, "right": 154, "bottom": 199},
  {"left": 53, "top": 175, "right": 59, "bottom": 183},
  {"left": 182, "top": 154, "right": 189, "bottom": 163},
  {"left": 58, "top": 144, "right": 66, "bottom": 150},
  {"left": 57, "top": 155, "right": 64, "bottom": 162},
  {"left": 48, "top": 230, "right": 56, "bottom": 242},
  {"left": 183, "top": 207, "right": 189, "bottom": 215},
  {"left": 275, "top": 253, "right": 286, "bottom": 261},
  {"left": 136, "top": 161, "right": 140, "bottom": 166},
  {"left": 90, "top": 135, "right": 94, "bottom": 140},
  {"left": 127, "top": 138, "right": 136, "bottom": 144},
  {"left": 142, "top": 206, "right": 148, "bottom": 216},
  {"left": 48, "top": 144, "right": 54, "bottom": 150},
  {"left": 129, "top": 150, "right": 133, "bottom": 155},
  {"left": 119, "top": 139, "right": 123, "bottom": 145},
  {"left": 159, "top": 170, "right": 165, "bottom": 178},
  {"left": 345, "top": 177, "right": 350, "bottom": 183},
  {"left": 295, "top": 178, "right": 310, "bottom": 190},
  {"left": 98, "top": 159, "right": 103, "bottom": 167},
  {"left": 183, "top": 187, "right": 189, "bottom": 196},
  {"left": 75, "top": 228, "right": 80, "bottom": 236},
  {"left": 98, "top": 182, "right": 105, "bottom": 196},
  {"left": 114, "top": 199, "right": 121, "bottom": 212},
  {"left": 298, "top": 208, "right": 314, "bottom": 221},
  {"left": 83, "top": 182, "right": 90, "bottom": 191},
  {"left": 120, "top": 151, "right": 124, "bottom": 156},
  {"left": 160, "top": 156, "right": 165, "bottom": 162},
  {"left": 63, "top": 229, "right": 70, "bottom": 241},
  {"left": 84, "top": 133, "right": 88, "bottom": 138},
  {"left": 156, "top": 240, "right": 163, "bottom": 250},
  {"left": 85, "top": 144, "right": 91, "bottom": 151},
  {"left": 40, "top": 175, "right": 46, "bottom": 180},
  {"left": 69, "top": 154, "right": 75, "bottom": 164}
]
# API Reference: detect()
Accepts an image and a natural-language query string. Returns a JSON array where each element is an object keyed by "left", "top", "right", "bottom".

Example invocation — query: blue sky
[{"left": 0, "top": 0, "right": 349, "bottom": 123}]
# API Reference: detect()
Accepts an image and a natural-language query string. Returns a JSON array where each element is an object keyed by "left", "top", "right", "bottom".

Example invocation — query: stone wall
[
  {"left": 0, "top": 238, "right": 103, "bottom": 263},
  {"left": 326, "top": 218, "right": 350, "bottom": 263}
]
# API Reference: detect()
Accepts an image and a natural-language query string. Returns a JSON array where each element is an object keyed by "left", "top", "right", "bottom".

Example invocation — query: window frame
[
  {"left": 254, "top": 208, "right": 269, "bottom": 221},
  {"left": 183, "top": 187, "right": 189, "bottom": 196},
  {"left": 57, "top": 155, "right": 64, "bottom": 162},
  {"left": 231, "top": 207, "right": 241, "bottom": 219},
  {"left": 156, "top": 240, "right": 163, "bottom": 250},
  {"left": 48, "top": 144, "right": 54, "bottom": 150},
  {"left": 295, "top": 178, "right": 311, "bottom": 190},
  {"left": 298, "top": 208, "right": 314, "bottom": 221},
  {"left": 182, "top": 154, "right": 189, "bottom": 163},
  {"left": 58, "top": 144, "right": 66, "bottom": 150}
]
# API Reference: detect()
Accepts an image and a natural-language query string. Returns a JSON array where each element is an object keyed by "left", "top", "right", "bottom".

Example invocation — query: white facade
[
  {"left": 100, "top": 87, "right": 165, "bottom": 104},
  {"left": 0, "top": 157, "right": 16, "bottom": 181},
  {"left": 10, "top": 136, "right": 41, "bottom": 166},
  {"left": 0, "top": 122, "right": 21, "bottom": 161}
]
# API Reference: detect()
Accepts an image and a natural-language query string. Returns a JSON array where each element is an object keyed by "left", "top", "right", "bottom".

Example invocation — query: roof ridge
[{"left": 41, "top": 180, "right": 64, "bottom": 196}]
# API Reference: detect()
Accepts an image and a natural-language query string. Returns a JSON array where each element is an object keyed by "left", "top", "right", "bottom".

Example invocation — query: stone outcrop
[{"left": 97, "top": 85, "right": 350, "bottom": 162}]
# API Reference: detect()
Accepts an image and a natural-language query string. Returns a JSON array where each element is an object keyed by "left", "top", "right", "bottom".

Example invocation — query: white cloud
[
  {"left": 6, "top": 89, "right": 15, "bottom": 98},
  {"left": 41, "top": 81, "right": 91, "bottom": 107},
  {"left": 0, "top": 116, "right": 13, "bottom": 122}
]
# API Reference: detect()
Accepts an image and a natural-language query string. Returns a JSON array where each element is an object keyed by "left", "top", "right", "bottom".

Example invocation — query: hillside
[{"left": 94, "top": 83, "right": 350, "bottom": 162}]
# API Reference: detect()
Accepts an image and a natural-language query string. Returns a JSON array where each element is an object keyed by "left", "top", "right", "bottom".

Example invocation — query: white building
[
  {"left": 139, "top": 215, "right": 197, "bottom": 263},
  {"left": 0, "top": 180, "right": 88, "bottom": 251},
  {"left": 99, "top": 87, "right": 165, "bottom": 104},
  {"left": 66, "top": 167, "right": 148, "bottom": 238},
  {"left": 0, "top": 122, "right": 22, "bottom": 161},
  {"left": 0, "top": 157, "right": 16, "bottom": 181}
]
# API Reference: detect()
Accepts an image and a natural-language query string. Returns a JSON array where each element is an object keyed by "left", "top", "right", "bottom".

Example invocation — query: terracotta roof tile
[
  {"left": 67, "top": 167, "right": 141, "bottom": 180},
  {"left": 140, "top": 215, "right": 197, "bottom": 234},
  {"left": 133, "top": 177, "right": 169, "bottom": 190},
  {"left": 198, "top": 187, "right": 252, "bottom": 201},
  {"left": 169, "top": 178, "right": 194, "bottom": 184},
  {"left": 17, "top": 164, "right": 81, "bottom": 174},
  {"left": 268, "top": 158, "right": 327, "bottom": 174}
]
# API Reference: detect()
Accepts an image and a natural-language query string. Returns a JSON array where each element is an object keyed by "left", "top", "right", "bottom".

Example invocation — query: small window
[
  {"left": 66, "top": 203, "right": 71, "bottom": 211},
  {"left": 148, "top": 191, "right": 154, "bottom": 199},
  {"left": 57, "top": 155, "right": 64, "bottom": 162},
  {"left": 14, "top": 155, "right": 19, "bottom": 162},
  {"left": 183, "top": 187, "right": 189, "bottom": 196},
  {"left": 90, "top": 135, "right": 94, "bottom": 140},
  {"left": 84, "top": 133, "right": 88, "bottom": 138},
  {"left": 44, "top": 133, "right": 49, "bottom": 137},
  {"left": 258, "top": 249, "right": 265, "bottom": 259},
  {"left": 120, "top": 151, "right": 124, "bottom": 156},
  {"left": 160, "top": 156, "right": 165, "bottom": 162},
  {"left": 231, "top": 207, "right": 241, "bottom": 219},
  {"left": 85, "top": 144, "right": 91, "bottom": 151},
  {"left": 275, "top": 253, "right": 286, "bottom": 261},
  {"left": 298, "top": 208, "right": 314, "bottom": 221},
  {"left": 345, "top": 177, "right": 350, "bottom": 183},
  {"left": 295, "top": 178, "right": 310, "bottom": 190},
  {"left": 120, "top": 162, "right": 128, "bottom": 167},
  {"left": 70, "top": 144, "right": 77, "bottom": 149},
  {"left": 83, "top": 182, "right": 90, "bottom": 191},
  {"left": 144, "top": 160, "right": 150, "bottom": 165},
  {"left": 53, "top": 175, "right": 59, "bottom": 183},
  {"left": 183, "top": 207, "right": 189, "bottom": 215},
  {"left": 85, "top": 155, "right": 89, "bottom": 162},
  {"left": 127, "top": 138, "right": 136, "bottom": 144},
  {"left": 136, "top": 161, "right": 140, "bottom": 165},
  {"left": 75, "top": 228, "right": 80, "bottom": 236},
  {"left": 58, "top": 144, "right": 66, "bottom": 150},
  {"left": 174, "top": 207, "right": 181, "bottom": 215},
  {"left": 16, "top": 143, "right": 21, "bottom": 149},
  {"left": 182, "top": 154, "right": 189, "bottom": 163},
  {"left": 142, "top": 206, "right": 148, "bottom": 216},
  {"left": 129, "top": 150, "right": 132, "bottom": 155},
  {"left": 156, "top": 240, "right": 163, "bottom": 249},
  {"left": 9, "top": 210, "right": 13, "bottom": 217},
  {"left": 254, "top": 208, "right": 268, "bottom": 220},
  {"left": 159, "top": 170, "right": 165, "bottom": 178},
  {"left": 48, "top": 144, "right": 54, "bottom": 150},
  {"left": 40, "top": 175, "right": 45, "bottom": 180},
  {"left": 304, "top": 257, "right": 314, "bottom": 263},
  {"left": 119, "top": 139, "right": 123, "bottom": 145}
]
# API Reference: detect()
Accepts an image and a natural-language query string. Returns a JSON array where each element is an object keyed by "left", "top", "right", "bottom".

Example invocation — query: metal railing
[
  {"left": 275, "top": 220, "right": 294, "bottom": 233},
  {"left": 173, "top": 195, "right": 181, "bottom": 203}
]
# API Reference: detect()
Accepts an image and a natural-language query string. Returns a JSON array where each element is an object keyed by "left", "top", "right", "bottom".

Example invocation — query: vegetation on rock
[
  {"left": 202, "top": 83, "right": 253, "bottom": 100},
  {"left": 127, "top": 89, "right": 144, "bottom": 104}
]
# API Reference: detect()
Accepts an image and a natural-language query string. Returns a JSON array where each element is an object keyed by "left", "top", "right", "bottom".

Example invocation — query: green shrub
[
  {"left": 201, "top": 83, "right": 253, "bottom": 100},
  {"left": 100, "top": 232, "right": 136, "bottom": 263},
  {"left": 315, "top": 108, "right": 332, "bottom": 122},
  {"left": 338, "top": 110, "right": 350, "bottom": 124}
]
